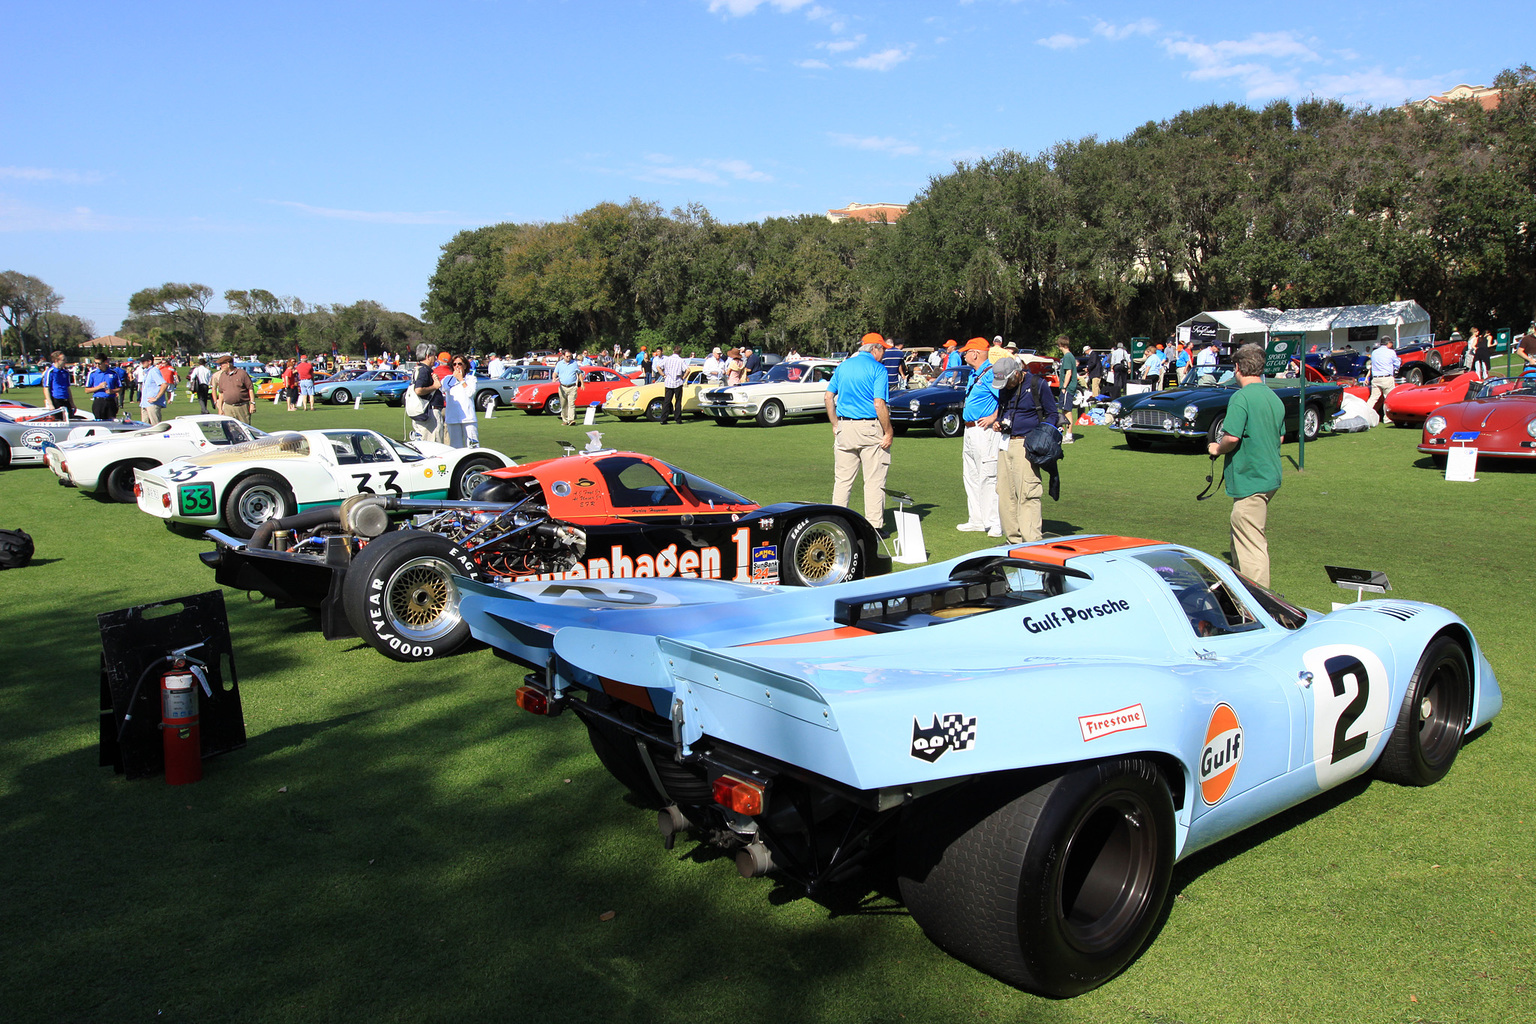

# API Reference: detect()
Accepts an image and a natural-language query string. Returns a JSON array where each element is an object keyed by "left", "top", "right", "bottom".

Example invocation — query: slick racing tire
[
  {"left": 1373, "top": 635, "right": 1471, "bottom": 786},
  {"left": 222, "top": 472, "right": 296, "bottom": 540},
  {"left": 105, "top": 459, "right": 156, "bottom": 503},
  {"left": 898, "top": 758, "right": 1175, "bottom": 998},
  {"left": 331, "top": 388, "right": 352, "bottom": 405},
  {"left": 449, "top": 454, "right": 502, "bottom": 499},
  {"left": 781, "top": 515, "right": 859, "bottom": 587},
  {"left": 342, "top": 531, "right": 487, "bottom": 662}
]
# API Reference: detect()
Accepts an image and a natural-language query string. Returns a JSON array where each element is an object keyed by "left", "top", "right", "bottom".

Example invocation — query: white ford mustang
[
  {"left": 134, "top": 428, "right": 512, "bottom": 538},
  {"left": 45, "top": 415, "right": 268, "bottom": 502}
]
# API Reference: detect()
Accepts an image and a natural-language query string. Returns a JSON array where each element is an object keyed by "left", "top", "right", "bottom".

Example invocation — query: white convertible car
[
  {"left": 134, "top": 428, "right": 512, "bottom": 538},
  {"left": 45, "top": 415, "right": 268, "bottom": 502},
  {"left": 696, "top": 360, "right": 840, "bottom": 427}
]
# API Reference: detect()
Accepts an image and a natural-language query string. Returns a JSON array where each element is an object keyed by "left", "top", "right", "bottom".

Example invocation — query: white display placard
[
  {"left": 893, "top": 509, "right": 927, "bottom": 564},
  {"left": 1445, "top": 446, "right": 1478, "bottom": 482}
]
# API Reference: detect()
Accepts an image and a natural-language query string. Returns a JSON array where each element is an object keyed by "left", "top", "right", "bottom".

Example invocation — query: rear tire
[
  {"left": 1301, "top": 402, "right": 1322, "bottom": 442},
  {"left": 106, "top": 460, "right": 155, "bottom": 503},
  {"left": 449, "top": 454, "right": 501, "bottom": 499},
  {"left": 221, "top": 472, "right": 295, "bottom": 540},
  {"left": 899, "top": 759, "right": 1174, "bottom": 998},
  {"left": 1403, "top": 365, "right": 1426, "bottom": 386},
  {"left": 1373, "top": 636, "right": 1470, "bottom": 786},
  {"left": 342, "top": 531, "right": 487, "bottom": 662},
  {"left": 781, "top": 515, "right": 859, "bottom": 586}
]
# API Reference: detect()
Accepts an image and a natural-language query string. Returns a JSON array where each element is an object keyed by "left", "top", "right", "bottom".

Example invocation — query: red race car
[
  {"left": 1384, "top": 371, "right": 1482, "bottom": 427},
  {"left": 510, "top": 366, "right": 634, "bottom": 417},
  {"left": 1418, "top": 376, "right": 1536, "bottom": 462}
]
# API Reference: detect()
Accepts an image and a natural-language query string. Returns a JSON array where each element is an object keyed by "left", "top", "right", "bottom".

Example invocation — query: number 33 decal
[
  {"left": 350, "top": 471, "right": 402, "bottom": 496},
  {"left": 1303, "top": 645, "right": 1390, "bottom": 788}
]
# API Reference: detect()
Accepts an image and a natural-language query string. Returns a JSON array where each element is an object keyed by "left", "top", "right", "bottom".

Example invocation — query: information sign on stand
[{"left": 1445, "top": 445, "right": 1479, "bottom": 482}]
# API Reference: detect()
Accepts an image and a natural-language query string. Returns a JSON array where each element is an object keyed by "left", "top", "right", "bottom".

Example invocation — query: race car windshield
[
  {"left": 1135, "top": 550, "right": 1261, "bottom": 638},
  {"left": 657, "top": 461, "right": 750, "bottom": 506},
  {"left": 1233, "top": 574, "right": 1308, "bottom": 630}
]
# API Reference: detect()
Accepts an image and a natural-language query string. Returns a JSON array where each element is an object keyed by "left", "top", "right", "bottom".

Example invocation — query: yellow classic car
[{"left": 602, "top": 367, "right": 714, "bottom": 421}]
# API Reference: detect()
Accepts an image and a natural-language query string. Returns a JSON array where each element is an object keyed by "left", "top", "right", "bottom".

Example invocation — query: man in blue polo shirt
[
  {"left": 956, "top": 338, "right": 1000, "bottom": 535},
  {"left": 555, "top": 350, "right": 581, "bottom": 426},
  {"left": 824, "top": 333, "right": 894, "bottom": 531},
  {"left": 43, "top": 351, "right": 76, "bottom": 415},
  {"left": 85, "top": 355, "right": 121, "bottom": 420}
]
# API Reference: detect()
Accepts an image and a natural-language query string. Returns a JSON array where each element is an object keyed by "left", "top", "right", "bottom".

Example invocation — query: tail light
[
  {"left": 515, "top": 685, "right": 550, "bottom": 715},
  {"left": 161, "top": 493, "right": 171, "bottom": 509},
  {"left": 133, "top": 483, "right": 142, "bottom": 497},
  {"left": 711, "top": 774, "right": 765, "bottom": 816}
]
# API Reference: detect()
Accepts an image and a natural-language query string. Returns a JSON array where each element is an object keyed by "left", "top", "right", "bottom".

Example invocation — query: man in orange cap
[
  {"left": 824, "top": 333, "right": 895, "bottom": 531},
  {"left": 934, "top": 338, "right": 964, "bottom": 386}
]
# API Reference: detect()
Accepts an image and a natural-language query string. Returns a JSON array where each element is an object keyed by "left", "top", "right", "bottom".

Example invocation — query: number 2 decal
[
  {"left": 1303, "top": 645, "right": 1390, "bottom": 789},
  {"left": 350, "top": 471, "right": 403, "bottom": 496}
]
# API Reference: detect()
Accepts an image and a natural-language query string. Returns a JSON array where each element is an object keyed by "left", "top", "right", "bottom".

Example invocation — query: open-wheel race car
[
  {"left": 201, "top": 448, "right": 889, "bottom": 661},
  {"left": 454, "top": 534, "right": 1500, "bottom": 997}
]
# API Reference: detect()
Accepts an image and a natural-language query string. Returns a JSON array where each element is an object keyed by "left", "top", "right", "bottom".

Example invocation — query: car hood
[{"left": 1446, "top": 397, "right": 1536, "bottom": 431}]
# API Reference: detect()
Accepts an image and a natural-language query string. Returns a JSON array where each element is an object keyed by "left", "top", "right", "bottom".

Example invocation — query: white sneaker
[
  {"left": 956, "top": 522, "right": 984, "bottom": 532},
  {"left": 986, "top": 527, "right": 1002, "bottom": 538},
  {"left": 1061, "top": 434, "right": 1074, "bottom": 443}
]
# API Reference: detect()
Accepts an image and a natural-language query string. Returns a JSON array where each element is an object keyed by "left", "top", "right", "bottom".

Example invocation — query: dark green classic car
[{"left": 1106, "top": 376, "right": 1344, "bottom": 449}]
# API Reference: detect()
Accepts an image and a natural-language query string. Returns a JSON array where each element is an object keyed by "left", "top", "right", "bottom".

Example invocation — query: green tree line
[{"left": 426, "top": 65, "right": 1536, "bottom": 355}]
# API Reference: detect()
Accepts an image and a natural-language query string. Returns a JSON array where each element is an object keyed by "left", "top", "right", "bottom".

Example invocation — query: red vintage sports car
[
  {"left": 1384, "top": 371, "right": 1482, "bottom": 427},
  {"left": 1418, "top": 376, "right": 1536, "bottom": 461},
  {"left": 510, "top": 366, "right": 634, "bottom": 417}
]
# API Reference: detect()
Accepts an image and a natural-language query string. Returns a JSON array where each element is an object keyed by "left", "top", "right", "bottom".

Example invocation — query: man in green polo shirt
[{"left": 1206, "top": 343, "right": 1284, "bottom": 587}]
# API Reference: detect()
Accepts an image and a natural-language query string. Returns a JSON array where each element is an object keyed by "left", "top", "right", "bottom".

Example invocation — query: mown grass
[{"left": 1, "top": 385, "right": 1531, "bottom": 1024}]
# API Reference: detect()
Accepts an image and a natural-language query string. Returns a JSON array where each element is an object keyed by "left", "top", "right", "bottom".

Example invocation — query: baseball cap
[
  {"left": 943, "top": 339, "right": 957, "bottom": 349},
  {"left": 959, "top": 338, "right": 989, "bottom": 353},
  {"left": 861, "top": 332, "right": 889, "bottom": 348}
]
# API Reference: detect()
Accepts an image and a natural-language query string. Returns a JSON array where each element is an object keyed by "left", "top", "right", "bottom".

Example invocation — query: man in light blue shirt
[
  {"left": 1367, "top": 340, "right": 1400, "bottom": 418},
  {"left": 555, "top": 351, "right": 581, "bottom": 426},
  {"left": 957, "top": 338, "right": 1000, "bottom": 535},
  {"left": 824, "top": 334, "right": 894, "bottom": 531}
]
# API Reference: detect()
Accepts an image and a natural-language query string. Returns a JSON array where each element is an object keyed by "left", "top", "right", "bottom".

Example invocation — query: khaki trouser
[
  {"left": 832, "top": 419, "right": 889, "bottom": 531},
  {"left": 1230, "top": 490, "right": 1276, "bottom": 587},
  {"left": 997, "top": 438, "right": 1043, "bottom": 543},
  {"left": 559, "top": 382, "right": 579, "bottom": 424}
]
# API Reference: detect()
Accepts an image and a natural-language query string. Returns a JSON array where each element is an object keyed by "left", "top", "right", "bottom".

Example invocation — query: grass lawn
[{"left": 1, "top": 385, "right": 1532, "bottom": 1024}]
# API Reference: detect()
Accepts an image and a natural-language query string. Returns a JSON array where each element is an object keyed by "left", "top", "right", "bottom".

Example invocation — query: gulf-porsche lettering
[
  {"left": 1199, "top": 703, "right": 1243, "bottom": 804},
  {"left": 1024, "top": 598, "right": 1131, "bottom": 634},
  {"left": 1078, "top": 703, "right": 1147, "bottom": 742}
]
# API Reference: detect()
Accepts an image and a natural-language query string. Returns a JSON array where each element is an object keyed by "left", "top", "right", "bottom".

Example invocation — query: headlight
[
  {"left": 1107, "top": 401, "right": 1121, "bottom": 416},
  {"left": 1527, "top": 418, "right": 1536, "bottom": 438},
  {"left": 909, "top": 399, "right": 920, "bottom": 412},
  {"left": 1183, "top": 404, "right": 1199, "bottom": 421},
  {"left": 1425, "top": 415, "right": 1447, "bottom": 434}
]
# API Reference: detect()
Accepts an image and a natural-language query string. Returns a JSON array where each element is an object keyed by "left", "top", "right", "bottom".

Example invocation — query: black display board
[{"left": 98, "top": 591, "right": 245, "bottom": 780}]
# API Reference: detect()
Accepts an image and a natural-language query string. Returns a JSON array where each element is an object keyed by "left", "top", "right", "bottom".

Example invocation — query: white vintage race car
[
  {"left": 44, "top": 415, "right": 268, "bottom": 502},
  {"left": 134, "top": 428, "right": 512, "bottom": 538},
  {"left": 0, "top": 407, "right": 146, "bottom": 468},
  {"left": 697, "top": 360, "right": 840, "bottom": 426}
]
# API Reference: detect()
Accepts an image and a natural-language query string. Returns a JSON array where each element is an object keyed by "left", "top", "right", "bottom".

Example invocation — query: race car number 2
[{"left": 1302, "top": 644, "right": 1390, "bottom": 788}]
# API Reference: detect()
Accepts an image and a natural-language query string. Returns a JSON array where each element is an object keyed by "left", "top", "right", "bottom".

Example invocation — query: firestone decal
[
  {"left": 910, "top": 713, "right": 978, "bottom": 763},
  {"left": 1078, "top": 703, "right": 1146, "bottom": 742},
  {"left": 1199, "top": 703, "right": 1243, "bottom": 805}
]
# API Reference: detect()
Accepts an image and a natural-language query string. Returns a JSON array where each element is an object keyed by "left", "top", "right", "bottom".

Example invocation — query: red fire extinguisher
[{"left": 160, "top": 659, "right": 203, "bottom": 785}]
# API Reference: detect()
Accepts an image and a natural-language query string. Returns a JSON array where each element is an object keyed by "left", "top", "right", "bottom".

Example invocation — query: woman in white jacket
[{"left": 443, "top": 356, "right": 479, "bottom": 448}]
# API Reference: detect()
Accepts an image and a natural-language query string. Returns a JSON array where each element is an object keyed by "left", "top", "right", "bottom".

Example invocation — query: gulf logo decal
[{"left": 1199, "top": 703, "right": 1243, "bottom": 805}]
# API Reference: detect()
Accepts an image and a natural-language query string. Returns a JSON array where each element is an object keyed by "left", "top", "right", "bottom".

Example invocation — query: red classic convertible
[
  {"left": 1384, "top": 371, "right": 1483, "bottom": 427},
  {"left": 1418, "top": 377, "right": 1536, "bottom": 461}
]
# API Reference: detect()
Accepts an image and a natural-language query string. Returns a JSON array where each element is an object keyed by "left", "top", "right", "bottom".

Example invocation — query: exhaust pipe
[{"left": 735, "top": 841, "right": 773, "bottom": 878}]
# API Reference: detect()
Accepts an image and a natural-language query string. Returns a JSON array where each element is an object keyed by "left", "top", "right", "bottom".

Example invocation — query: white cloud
[
  {"left": 707, "top": 0, "right": 813, "bottom": 16},
  {"left": 1309, "top": 70, "right": 1450, "bottom": 108},
  {"left": 268, "top": 200, "right": 466, "bottom": 225},
  {"left": 633, "top": 156, "right": 775, "bottom": 187},
  {"left": 847, "top": 47, "right": 911, "bottom": 71},
  {"left": 0, "top": 166, "right": 106, "bottom": 185},
  {"left": 1162, "top": 31, "right": 1323, "bottom": 99},
  {"left": 796, "top": 58, "right": 830, "bottom": 69},
  {"left": 817, "top": 33, "right": 865, "bottom": 53},
  {"left": 828, "top": 133, "right": 922, "bottom": 156},
  {"left": 1093, "top": 19, "right": 1157, "bottom": 42},
  {"left": 0, "top": 195, "right": 132, "bottom": 231},
  {"left": 1037, "top": 34, "right": 1088, "bottom": 51}
]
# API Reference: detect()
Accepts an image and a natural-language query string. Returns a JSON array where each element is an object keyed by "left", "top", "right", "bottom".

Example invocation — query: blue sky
[{"left": 6, "top": 0, "right": 1531, "bottom": 334}]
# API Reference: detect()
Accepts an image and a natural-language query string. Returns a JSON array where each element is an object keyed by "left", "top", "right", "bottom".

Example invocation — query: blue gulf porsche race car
[{"left": 453, "top": 534, "right": 1499, "bottom": 997}]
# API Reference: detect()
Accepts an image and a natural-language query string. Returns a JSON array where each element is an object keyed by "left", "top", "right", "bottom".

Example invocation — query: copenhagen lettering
[
  {"left": 1023, "top": 598, "right": 1131, "bottom": 634},
  {"left": 517, "top": 543, "right": 723, "bottom": 582}
]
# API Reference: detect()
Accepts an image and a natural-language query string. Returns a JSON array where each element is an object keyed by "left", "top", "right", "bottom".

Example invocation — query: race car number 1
[{"left": 178, "top": 482, "right": 216, "bottom": 516}]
